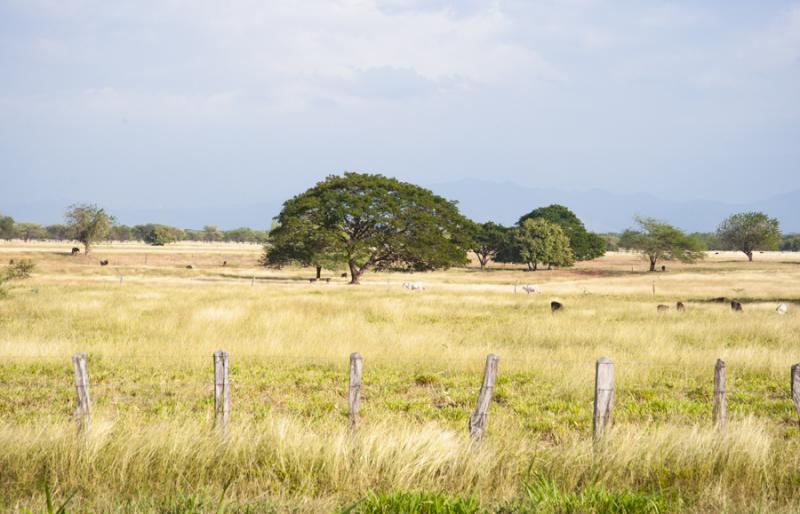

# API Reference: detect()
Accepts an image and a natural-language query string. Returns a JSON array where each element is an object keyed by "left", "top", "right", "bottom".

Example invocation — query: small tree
[
  {"left": 519, "top": 204, "right": 605, "bottom": 261},
  {"left": 513, "top": 218, "right": 574, "bottom": 271},
  {"left": 13, "top": 223, "right": 47, "bottom": 242},
  {"left": 203, "top": 225, "right": 221, "bottom": 242},
  {"left": 469, "top": 222, "right": 507, "bottom": 270},
  {"left": 134, "top": 224, "right": 182, "bottom": 246},
  {"left": 717, "top": 212, "right": 780, "bottom": 261},
  {"left": 620, "top": 216, "right": 705, "bottom": 271},
  {"left": 65, "top": 204, "right": 114, "bottom": 255},
  {"left": 268, "top": 172, "right": 473, "bottom": 284}
]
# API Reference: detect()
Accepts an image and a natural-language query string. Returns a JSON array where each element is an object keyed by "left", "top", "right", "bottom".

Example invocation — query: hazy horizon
[{"left": 2, "top": 1, "right": 799, "bottom": 229}]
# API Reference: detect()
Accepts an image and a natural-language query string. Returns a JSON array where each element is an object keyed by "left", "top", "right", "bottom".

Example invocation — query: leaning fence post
[
  {"left": 593, "top": 357, "right": 614, "bottom": 442},
  {"left": 213, "top": 350, "right": 230, "bottom": 433},
  {"left": 713, "top": 359, "right": 726, "bottom": 430},
  {"left": 348, "top": 352, "right": 363, "bottom": 431},
  {"left": 469, "top": 353, "right": 499, "bottom": 440},
  {"left": 791, "top": 364, "right": 800, "bottom": 425},
  {"left": 72, "top": 353, "right": 91, "bottom": 434}
]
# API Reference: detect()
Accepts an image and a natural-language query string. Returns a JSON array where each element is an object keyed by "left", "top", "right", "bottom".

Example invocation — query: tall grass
[{"left": 1, "top": 245, "right": 799, "bottom": 511}]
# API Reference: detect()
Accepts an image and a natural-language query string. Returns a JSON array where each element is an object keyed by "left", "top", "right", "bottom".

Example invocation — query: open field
[{"left": 1, "top": 241, "right": 800, "bottom": 513}]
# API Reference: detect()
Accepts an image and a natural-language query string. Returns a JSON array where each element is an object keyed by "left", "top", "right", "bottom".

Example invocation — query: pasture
[{"left": 1, "top": 241, "right": 799, "bottom": 513}]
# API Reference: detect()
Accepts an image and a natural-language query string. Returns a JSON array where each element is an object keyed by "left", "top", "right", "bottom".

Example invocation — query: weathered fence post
[
  {"left": 713, "top": 359, "right": 726, "bottom": 430},
  {"left": 791, "top": 364, "right": 800, "bottom": 425},
  {"left": 469, "top": 353, "right": 499, "bottom": 440},
  {"left": 593, "top": 357, "right": 614, "bottom": 442},
  {"left": 348, "top": 352, "right": 363, "bottom": 431},
  {"left": 251, "top": 275, "right": 255, "bottom": 287},
  {"left": 72, "top": 353, "right": 91, "bottom": 434},
  {"left": 213, "top": 350, "right": 230, "bottom": 433}
]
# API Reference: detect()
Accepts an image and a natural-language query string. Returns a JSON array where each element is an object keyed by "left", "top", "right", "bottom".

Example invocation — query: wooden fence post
[
  {"left": 713, "top": 359, "right": 726, "bottom": 430},
  {"left": 593, "top": 357, "right": 614, "bottom": 441},
  {"left": 791, "top": 364, "right": 800, "bottom": 425},
  {"left": 469, "top": 353, "right": 499, "bottom": 440},
  {"left": 213, "top": 350, "right": 230, "bottom": 433},
  {"left": 72, "top": 353, "right": 91, "bottom": 434},
  {"left": 348, "top": 352, "right": 363, "bottom": 430}
]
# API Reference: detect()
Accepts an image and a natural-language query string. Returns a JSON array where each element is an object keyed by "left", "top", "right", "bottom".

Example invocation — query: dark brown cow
[
  {"left": 661, "top": 265, "right": 666, "bottom": 272},
  {"left": 730, "top": 300, "right": 743, "bottom": 312},
  {"left": 550, "top": 301, "right": 563, "bottom": 313},
  {"left": 657, "top": 304, "right": 669, "bottom": 312},
  {"left": 676, "top": 301, "right": 686, "bottom": 311},
  {"left": 99, "top": 260, "right": 109, "bottom": 266},
  {"left": 71, "top": 247, "right": 80, "bottom": 256}
]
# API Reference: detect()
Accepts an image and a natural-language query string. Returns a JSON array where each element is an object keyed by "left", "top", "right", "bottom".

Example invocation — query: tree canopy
[
  {"left": 619, "top": 216, "right": 705, "bottom": 271},
  {"left": 134, "top": 224, "right": 183, "bottom": 246},
  {"left": 266, "top": 172, "right": 473, "bottom": 283},
  {"left": 0, "top": 214, "right": 14, "bottom": 240},
  {"left": 519, "top": 204, "right": 605, "bottom": 261},
  {"left": 716, "top": 212, "right": 780, "bottom": 261},
  {"left": 469, "top": 221, "right": 508, "bottom": 270},
  {"left": 65, "top": 204, "right": 114, "bottom": 254}
]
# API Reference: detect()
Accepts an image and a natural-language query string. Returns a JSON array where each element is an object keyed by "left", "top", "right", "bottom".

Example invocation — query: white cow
[
  {"left": 776, "top": 303, "right": 788, "bottom": 315},
  {"left": 403, "top": 281, "right": 425, "bottom": 291},
  {"left": 521, "top": 284, "right": 539, "bottom": 294}
]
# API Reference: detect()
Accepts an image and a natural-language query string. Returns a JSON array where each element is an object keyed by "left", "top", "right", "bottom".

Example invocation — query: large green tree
[
  {"left": 134, "top": 224, "right": 183, "bottom": 246},
  {"left": 619, "top": 216, "right": 705, "bottom": 271},
  {"left": 716, "top": 212, "right": 780, "bottom": 261},
  {"left": 267, "top": 172, "right": 473, "bottom": 284},
  {"left": 0, "top": 214, "right": 14, "bottom": 240},
  {"left": 519, "top": 204, "right": 605, "bottom": 261},
  {"left": 469, "top": 221, "right": 508, "bottom": 270},
  {"left": 65, "top": 204, "right": 114, "bottom": 255}
]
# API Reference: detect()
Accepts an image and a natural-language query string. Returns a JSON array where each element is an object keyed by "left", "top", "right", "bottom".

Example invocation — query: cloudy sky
[{"left": 1, "top": 0, "right": 799, "bottom": 226}]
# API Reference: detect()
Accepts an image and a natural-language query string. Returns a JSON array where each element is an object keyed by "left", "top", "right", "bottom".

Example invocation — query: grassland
[{"left": 1, "top": 241, "right": 799, "bottom": 513}]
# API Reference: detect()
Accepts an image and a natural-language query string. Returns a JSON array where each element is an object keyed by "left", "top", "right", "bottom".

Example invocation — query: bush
[{"left": 6, "top": 259, "right": 35, "bottom": 279}]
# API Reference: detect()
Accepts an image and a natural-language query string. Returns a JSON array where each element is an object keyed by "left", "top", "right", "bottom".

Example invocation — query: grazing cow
[
  {"left": 676, "top": 301, "right": 686, "bottom": 312},
  {"left": 99, "top": 260, "right": 109, "bottom": 266},
  {"left": 403, "top": 281, "right": 424, "bottom": 291},
  {"left": 341, "top": 273, "right": 348, "bottom": 278},
  {"left": 71, "top": 247, "right": 80, "bottom": 256},
  {"left": 550, "top": 301, "right": 563, "bottom": 313},
  {"left": 776, "top": 303, "right": 788, "bottom": 315},
  {"left": 521, "top": 284, "right": 538, "bottom": 294},
  {"left": 186, "top": 264, "right": 194, "bottom": 270},
  {"left": 730, "top": 300, "right": 743, "bottom": 312},
  {"left": 657, "top": 304, "right": 669, "bottom": 312},
  {"left": 661, "top": 265, "right": 666, "bottom": 272},
  {"left": 222, "top": 260, "right": 227, "bottom": 267}
]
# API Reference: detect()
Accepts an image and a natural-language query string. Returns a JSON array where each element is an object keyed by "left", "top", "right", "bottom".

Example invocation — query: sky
[{"left": 1, "top": 0, "right": 799, "bottom": 227}]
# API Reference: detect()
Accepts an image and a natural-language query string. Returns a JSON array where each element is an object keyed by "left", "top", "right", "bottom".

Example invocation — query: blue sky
[{"left": 1, "top": 0, "right": 799, "bottom": 227}]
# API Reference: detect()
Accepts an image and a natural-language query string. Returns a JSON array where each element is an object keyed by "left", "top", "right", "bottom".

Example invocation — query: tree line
[
  {"left": 0, "top": 172, "right": 791, "bottom": 281},
  {"left": 0, "top": 212, "right": 268, "bottom": 247}
]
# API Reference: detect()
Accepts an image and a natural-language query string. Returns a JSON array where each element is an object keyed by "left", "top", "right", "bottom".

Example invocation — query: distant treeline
[
  {"left": 599, "top": 232, "right": 800, "bottom": 252},
  {"left": 0, "top": 217, "right": 267, "bottom": 245}
]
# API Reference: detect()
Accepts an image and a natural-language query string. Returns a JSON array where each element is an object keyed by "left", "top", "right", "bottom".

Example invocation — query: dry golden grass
[{"left": 1, "top": 241, "right": 799, "bottom": 512}]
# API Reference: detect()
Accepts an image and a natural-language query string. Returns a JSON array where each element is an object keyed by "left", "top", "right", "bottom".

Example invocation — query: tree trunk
[
  {"left": 348, "top": 261, "right": 361, "bottom": 285},
  {"left": 745, "top": 251, "right": 753, "bottom": 261},
  {"left": 84, "top": 242, "right": 91, "bottom": 255},
  {"left": 315, "top": 265, "right": 322, "bottom": 279},
  {"left": 478, "top": 256, "right": 486, "bottom": 270},
  {"left": 649, "top": 257, "right": 656, "bottom": 272}
]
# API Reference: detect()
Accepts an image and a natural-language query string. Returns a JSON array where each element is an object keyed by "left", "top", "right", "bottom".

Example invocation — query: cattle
[
  {"left": 730, "top": 300, "right": 743, "bottom": 312},
  {"left": 186, "top": 264, "right": 194, "bottom": 270},
  {"left": 341, "top": 273, "right": 348, "bottom": 278},
  {"left": 99, "top": 260, "right": 109, "bottom": 266},
  {"left": 776, "top": 303, "right": 788, "bottom": 315},
  {"left": 521, "top": 284, "right": 538, "bottom": 294},
  {"left": 661, "top": 265, "right": 666, "bottom": 272},
  {"left": 550, "top": 301, "right": 563, "bottom": 313},
  {"left": 71, "top": 247, "right": 80, "bottom": 256},
  {"left": 8, "top": 259, "right": 13, "bottom": 265},
  {"left": 222, "top": 260, "right": 227, "bottom": 267},
  {"left": 657, "top": 304, "right": 669, "bottom": 312},
  {"left": 403, "top": 281, "right": 424, "bottom": 291},
  {"left": 676, "top": 301, "right": 686, "bottom": 312}
]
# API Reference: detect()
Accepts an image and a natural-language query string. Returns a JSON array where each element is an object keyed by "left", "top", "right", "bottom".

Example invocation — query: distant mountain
[
  {"left": 427, "top": 179, "right": 799, "bottom": 233},
  {"left": 5, "top": 180, "right": 797, "bottom": 233}
]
